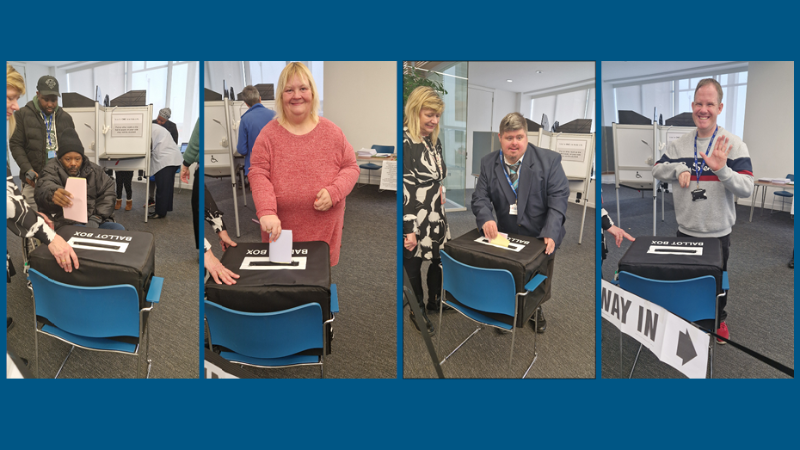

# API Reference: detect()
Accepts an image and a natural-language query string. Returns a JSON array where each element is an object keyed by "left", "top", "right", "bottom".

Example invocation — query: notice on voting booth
[
  {"left": 379, "top": 160, "right": 398, "bottom": 191},
  {"left": 111, "top": 113, "right": 144, "bottom": 137},
  {"left": 63, "top": 177, "right": 87, "bottom": 224},
  {"left": 601, "top": 280, "right": 710, "bottom": 379},
  {"left": 555, "top": 139, "right": 587, "bottom": 162}
]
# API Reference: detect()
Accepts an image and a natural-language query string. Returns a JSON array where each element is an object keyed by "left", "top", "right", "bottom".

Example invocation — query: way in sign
[{"left": 601, "top": 285, "right": 660, "bottom": 342}]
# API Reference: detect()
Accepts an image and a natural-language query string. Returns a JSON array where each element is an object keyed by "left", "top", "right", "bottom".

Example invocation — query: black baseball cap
[{"left": 37, "top": 76, "right": 61, "bottom": 97}]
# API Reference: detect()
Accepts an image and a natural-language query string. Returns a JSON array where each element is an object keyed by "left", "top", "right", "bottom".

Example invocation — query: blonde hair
[
  {"left": 404, "top": 86, "right": 444, "bottom": 144},
  {"left": 275, "top": 62, "right": 320, "bottom": 126},
  {"left": 7, "top": 63, "right": 26, "bottom": 134}
]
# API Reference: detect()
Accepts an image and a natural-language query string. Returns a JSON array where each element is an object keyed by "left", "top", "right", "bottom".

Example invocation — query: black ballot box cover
[
  {"left": 29, "top": 225, "right": 156, "bottom": 308},
  {"left": 205, "top": 241, "right": 333, "bottom": 353},
  {"left": 205, "top": 241, "right": 331, "bottom": 316},
  {"left": 442, "top": 229, "right": 550, "bottom": 327},
  {"left": 618, "top": 236, "right": 724, "bottom": 293}
]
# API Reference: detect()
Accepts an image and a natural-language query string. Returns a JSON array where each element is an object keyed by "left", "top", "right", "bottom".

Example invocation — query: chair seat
[
  {"left": 360, "top": 163, "right": 381, "bottom": 170},
  {"left": 219, "top": 351, "right": 320, "bottom": 368},
  {"left": 443, "top": 299, "right": 514, "bottom": 330},
  {"left": 775, "top": 191, "right": 793, "bottom": 197},
  {"left": 41, "top": 324, "right": 137, "bottom": 353}
]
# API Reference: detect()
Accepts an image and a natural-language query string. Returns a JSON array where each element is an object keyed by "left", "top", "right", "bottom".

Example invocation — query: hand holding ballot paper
[{"left": 61, "top": 177, "right": 87, "bottom": 224}]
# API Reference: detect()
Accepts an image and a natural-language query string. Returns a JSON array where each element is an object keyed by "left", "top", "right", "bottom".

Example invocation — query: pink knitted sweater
[{"left": 249, "top": 118, "right": 360, "bottom": 266}]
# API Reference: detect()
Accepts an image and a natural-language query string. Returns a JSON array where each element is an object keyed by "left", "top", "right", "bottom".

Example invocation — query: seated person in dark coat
[{"left": 35, "top": 128, "right": 124, "bottom": 231}]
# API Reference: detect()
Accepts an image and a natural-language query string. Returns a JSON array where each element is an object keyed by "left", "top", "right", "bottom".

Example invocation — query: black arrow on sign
[{"left": 677, "top": 330, "right": 697, "bottom": 365}]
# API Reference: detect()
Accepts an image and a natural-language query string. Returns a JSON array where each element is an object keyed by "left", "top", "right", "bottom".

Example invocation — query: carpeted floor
[
  {"left": 204, "top": 176, "right": 397, "bottom": 378},
  {"left": 403, "top": 188, "right": 597, "bottom": 379},
  {"left": 6, "top": 178, "right": 199, "bottom": 378},
  {"left": 600, "top": 183, "right": 794, "bottom": 378}
]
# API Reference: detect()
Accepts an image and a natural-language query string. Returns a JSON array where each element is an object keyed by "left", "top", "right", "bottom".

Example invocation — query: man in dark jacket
[
  {"left": 9, "top": 75, "right": 75, "bottom": 212},
  {"left": 35, "top": 128, "right": 123, "bottom": 231},
  {"left": 472, "top": 112, "right": 570, "bottom": 333},
  {"left": 153, "top": 107, "right": 179, "bottom": 144}
]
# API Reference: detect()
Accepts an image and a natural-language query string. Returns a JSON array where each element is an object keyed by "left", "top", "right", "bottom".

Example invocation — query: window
[{"left": 531, "top": 87, "right": 596, "bottom": 132}]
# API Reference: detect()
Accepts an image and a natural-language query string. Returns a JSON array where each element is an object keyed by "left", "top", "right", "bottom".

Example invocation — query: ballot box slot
[
  {"left": 67, "top": 237, "right": 129, "bottom": 253},
  {"left": 647, "top": 245, "right": 703, "bottom": 256},
  {"left": 240, "top": 256, "right": 308, "bottom": 271},
  {"left": 473, "top": 237, "right": 526, "bottom": 252}
]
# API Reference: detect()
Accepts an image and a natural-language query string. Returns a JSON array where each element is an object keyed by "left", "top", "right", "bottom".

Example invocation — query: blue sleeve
[{"left": 237, "top": 120, "right": 248, "bottom": 156}]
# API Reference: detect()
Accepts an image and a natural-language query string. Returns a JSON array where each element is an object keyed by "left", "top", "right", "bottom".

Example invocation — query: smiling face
[
  {"left": 37, "top": 92, "right": 58, "bottom": 116},
  {"left": 692, "top": 84, "right": 723, "bottom": 138},
  {"left": 60, "top": 152, "right": 83, "bottom": 177},
  {"left": 419, "top": 108, "right": 440, "bottom": 137},
  {"left": 7, "top": 87, "right": 20, "bottom": 120},
  {"left": 281, "top": 74, "right": 313, "bottom": 120},
  {"left": 499, "top": 128, "right": 528, "bottom": 164}
]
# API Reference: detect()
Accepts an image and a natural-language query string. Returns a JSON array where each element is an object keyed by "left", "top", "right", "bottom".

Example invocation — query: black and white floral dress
[
  {"left": 402, "top": 130, "right": 450, "bottom": 260},
  {"left": 7, "top": 165, "right": 55, "bottom": 281}
]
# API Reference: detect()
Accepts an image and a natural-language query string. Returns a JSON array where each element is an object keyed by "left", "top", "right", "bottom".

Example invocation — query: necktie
[{"left": 505, "top": 162, "right": 520, "bottom": 191}]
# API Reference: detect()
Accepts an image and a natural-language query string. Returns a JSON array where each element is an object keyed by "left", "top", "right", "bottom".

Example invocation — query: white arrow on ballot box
[{"left": 601, "top": 280, "right": 710, "bottom": 379}]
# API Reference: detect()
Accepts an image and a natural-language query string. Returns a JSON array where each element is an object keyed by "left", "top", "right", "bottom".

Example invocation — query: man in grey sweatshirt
[{"left": 652, "top": 78, "right": 754, "bottom": 343}]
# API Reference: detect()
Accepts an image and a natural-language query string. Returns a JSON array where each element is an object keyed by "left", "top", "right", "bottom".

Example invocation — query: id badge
[
  {"left": 48, "top": 150, "right": 56, "bottom": 159},
  {"left": 509, "top": 203, "right": 518, "bottom": 215}
]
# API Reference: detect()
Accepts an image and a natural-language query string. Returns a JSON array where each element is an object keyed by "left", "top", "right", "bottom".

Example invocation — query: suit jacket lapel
[
  {"left": 494, "top": 151, "right": 517, "bottom": 208},
  {"left": 516, "top": 144, "right": 536, "bottom": 218}
]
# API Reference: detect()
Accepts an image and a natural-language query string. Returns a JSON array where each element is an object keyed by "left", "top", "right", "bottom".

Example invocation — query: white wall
[
  {"left": 740, "top": 61, "right": 794, "bottom": 208},
  {"left": 324, "top": 61, "right": 396, "bottom": 185},
  {"left": 491, "top": 89, "right": 518, "bottom": 132}
]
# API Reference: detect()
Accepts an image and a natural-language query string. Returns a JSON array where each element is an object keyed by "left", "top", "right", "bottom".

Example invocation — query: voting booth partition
[
  {"left": 611, "top": 122, "right": 695, "bottom": 233},
  {"left": 204, "top": 241, "right": 335, "bottom": 356},
  {"left": 204, "top": 97, "right": 277, "bottom": 237},
  {"left": 443, "top": 229, "right": 550, "bottom": 327},
  {"left": 64, "top": 95, "right": 154, "bottom": 223},
  {"left": 538, "top": 130, "right": 595, "bottom": 244}
]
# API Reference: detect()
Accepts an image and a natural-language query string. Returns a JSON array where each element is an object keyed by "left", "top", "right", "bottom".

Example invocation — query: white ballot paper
[
  {"left": 269, "top": 229, "right": 293, "bottom": 264},
  {"left": 63, "top": 177, "right": 88, "bottom": 224}
]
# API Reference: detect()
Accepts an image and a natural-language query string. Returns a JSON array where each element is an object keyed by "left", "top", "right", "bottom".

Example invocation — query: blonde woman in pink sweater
[{"left": 249, "top": 62, "right": 360, "bottom": 266}]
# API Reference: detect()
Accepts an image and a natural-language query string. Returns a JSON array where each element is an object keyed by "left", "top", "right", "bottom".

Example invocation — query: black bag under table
[
  {"left": 443, "top": 229, "right": 550, "bottom": 327},
  {"left": 205, "top": 241, "right": 333, "bottom": 352},
  {"left": 618, "top": 236, "right": 723, "bottom": 294},
  {"left": 29, "top": 225, "right": 156, "bottom": 309}
]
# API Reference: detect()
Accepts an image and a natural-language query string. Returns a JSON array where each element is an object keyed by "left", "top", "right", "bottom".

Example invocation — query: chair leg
[
  {"left": 522, "top": 314, "right": 539, "bottom": 379},
  {"left": 146, "top": 319, "right": 152, "bottom": 379},
  {"left": 509, "top": 325, "right": 516, "bottom": 372},
  {"left": 628, "top": 343, "right": 643, "bottom": 378},
  {"left": 440, "top": 326, "right": 481, "bottom": 365},
  {"left": 55, "top": 346, "right": 75, "bottom": 379},
  {"left": 33, "top": 313, "right": 39, "bottom": 379},
  {"left": 437, "top": 286, "right": 444, "bottom": 359}
]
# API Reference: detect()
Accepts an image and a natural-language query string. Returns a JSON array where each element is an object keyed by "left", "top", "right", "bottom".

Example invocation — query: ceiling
[
  {"left": 468, "top": 61, "right": 594, "bottom": 94},
  {"left": 602, "top": 61, "right": 746, "bottom": 83}
]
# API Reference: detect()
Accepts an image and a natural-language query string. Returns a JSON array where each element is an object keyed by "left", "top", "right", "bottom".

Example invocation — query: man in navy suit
[{"left": 472, "top": 112, "right": 569, "bottom": 332}]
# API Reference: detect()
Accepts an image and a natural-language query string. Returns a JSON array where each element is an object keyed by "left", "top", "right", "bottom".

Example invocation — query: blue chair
[
  {"left": 618, "top": 271, "right": 722, "bottom": 378},
  {"left": 27, "top": 268, "right": 163, "bottom": 378},
  {"left": 437, "top": 251, "right": 547, "bottom": 378},
  {"left": 771, "top": 174, "right": 794, "bottom": 213},
  {"left": 204, "top": 284, "right": 339, "bottom": 378},
  {"left": 358, "top": 145, "right": 394, "bottom": 188}
]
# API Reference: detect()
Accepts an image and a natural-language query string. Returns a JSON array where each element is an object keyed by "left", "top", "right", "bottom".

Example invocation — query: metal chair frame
[
  {"left": 437, "top": 251, "right": 546, "bottom": 378},
  {"left": 205, "top": 300, "right": 337, "bottom": 379},
  {"left": 28, "top": 269, "right": 161, "bottom": 379}
]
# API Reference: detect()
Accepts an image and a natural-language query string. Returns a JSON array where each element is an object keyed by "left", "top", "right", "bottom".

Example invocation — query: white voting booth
[
  {"left": 204, "top": 97, "right": 276, "bottom": 237},
  {"left": 63, "top": 95, "right": 154, "bottom": 224},
  {"left": 612, "top": 123, "right": 694, "bottom": 234},
  {"left": 539, "top": 131, "right": 596, "bottom": 244}
]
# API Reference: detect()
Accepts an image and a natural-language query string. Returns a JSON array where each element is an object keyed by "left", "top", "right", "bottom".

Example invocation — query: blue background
[{"left": 1, "top": 1, "right": 796, "bottom": 447}]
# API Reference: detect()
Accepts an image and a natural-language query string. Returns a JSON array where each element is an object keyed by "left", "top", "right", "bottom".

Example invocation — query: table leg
[{"left": 750, "top": 185, "right": 758, "bottom": 222}]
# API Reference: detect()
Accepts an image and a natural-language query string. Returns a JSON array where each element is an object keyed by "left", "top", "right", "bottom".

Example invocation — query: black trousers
[
  {"left": 404, "top": 256, "right": 442, "bottom": 307},
  {"left": 678, "top": 230, "right": 730, "bottom": 323},
  {"left": 115, "top": 171, "right": 133, "bottom": 199},
  {"left": 192, "top": 168, "right": 199, "bottom": 249},
  {"left": 153, "top": 166, "right": 180, "bottom": 217}
]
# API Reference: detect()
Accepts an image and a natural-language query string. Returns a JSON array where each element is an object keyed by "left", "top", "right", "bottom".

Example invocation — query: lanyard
[
  {"left": 42, "top": 112, "right": 54, "bottom": 148},
  {"left": 693, "top": 126, "right": 718, "bottom": 188},
  {"left": 500, "top": 151, "right": 518, "bottom": 200}
]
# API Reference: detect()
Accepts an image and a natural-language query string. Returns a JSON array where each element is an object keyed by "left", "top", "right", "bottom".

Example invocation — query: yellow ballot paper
[
  {"left": 490, "top": 233, "right": 510, "bottom": 248},
  {"left": 63, "top": 177, "right": 88, "bottom": 224}
]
